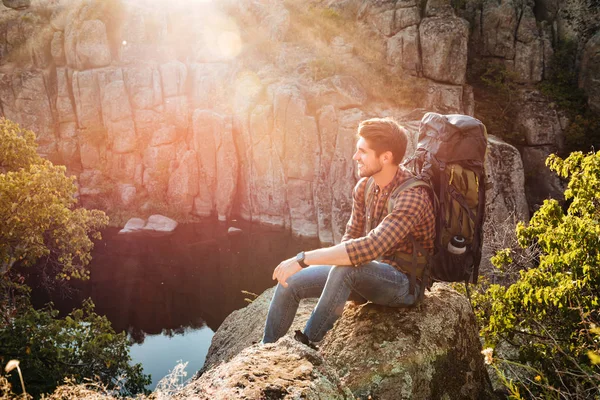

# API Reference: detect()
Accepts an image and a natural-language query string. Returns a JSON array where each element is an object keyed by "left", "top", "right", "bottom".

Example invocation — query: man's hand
[{"left": 272, "top": 257, "right": 302, "bottom": 288}]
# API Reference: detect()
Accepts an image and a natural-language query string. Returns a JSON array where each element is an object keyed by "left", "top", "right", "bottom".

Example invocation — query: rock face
[
  {"left": 420, "top": 16, "right": 469, "bottom": 85},
  {"left": 580, "top": 31, "right": 600, "bottom": 112},
  {"left": 513, "top": 89, "right": 566, "bottom": 209},
  {"left": 178, "top": 337, "right": 354, "bottom": 400},
  {"left": 0, "top": 0, "right": 483, "bottom": 243},
  {"left": 192, "top": 284, "right": 490, "bottom": 400}
]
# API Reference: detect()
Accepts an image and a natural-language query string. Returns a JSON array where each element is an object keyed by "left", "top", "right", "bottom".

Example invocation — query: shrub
[
  {"left": 0, "top": 299, "right": 150, "bottom": 398},
  {"left": 475, "top": 151, "right": 600, "bottom": 398}
]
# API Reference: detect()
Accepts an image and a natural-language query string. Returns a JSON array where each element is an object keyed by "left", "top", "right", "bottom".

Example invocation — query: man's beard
[{"left": 357, "top": 162, "right": 383, "bottom": 178}]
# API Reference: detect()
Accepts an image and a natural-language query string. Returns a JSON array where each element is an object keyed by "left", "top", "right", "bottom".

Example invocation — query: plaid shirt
[{"left": 342, "top": 167, "right": 435, "bottom": 270}]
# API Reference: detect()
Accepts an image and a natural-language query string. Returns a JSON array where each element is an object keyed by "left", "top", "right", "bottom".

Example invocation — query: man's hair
[{"left": 357, "top": 118, "right": 408, "bottom": 164}]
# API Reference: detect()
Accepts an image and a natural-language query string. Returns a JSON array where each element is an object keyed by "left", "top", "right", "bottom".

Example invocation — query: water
[{"left": 30, "top": 219, "right": 319, "bottom": 390}]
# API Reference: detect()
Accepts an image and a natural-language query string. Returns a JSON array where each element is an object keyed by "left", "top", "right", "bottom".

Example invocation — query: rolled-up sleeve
[
  {"left": 344, "top": 186, "right": 430, "bottom": 266},
  {"left": 341, "top": 178, "right": 367, "bottom": 243}
]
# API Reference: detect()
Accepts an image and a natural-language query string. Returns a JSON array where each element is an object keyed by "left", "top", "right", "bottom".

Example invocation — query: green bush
[
  {"left": 1, "top": 118, "right": 148, "bottom": 397},
  {"left": 0, "top": 299, "right": 150, "bottom": 398},
  {"left": 475, "top": 151, "right": 600, "bottom": 398}
]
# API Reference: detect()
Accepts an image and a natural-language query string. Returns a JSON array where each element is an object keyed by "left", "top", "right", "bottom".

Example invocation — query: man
[{"left": 262, "top": 117, "right": 435, "bottom": 346}]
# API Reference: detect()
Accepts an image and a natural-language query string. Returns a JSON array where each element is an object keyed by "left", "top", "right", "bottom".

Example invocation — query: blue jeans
[{"left": 262, "top": 262, "right": 419, "bottom": 343}]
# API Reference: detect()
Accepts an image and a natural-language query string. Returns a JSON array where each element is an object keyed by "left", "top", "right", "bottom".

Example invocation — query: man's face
[{"left": 352, "top": 137, "right": 383, "bottom": 178}]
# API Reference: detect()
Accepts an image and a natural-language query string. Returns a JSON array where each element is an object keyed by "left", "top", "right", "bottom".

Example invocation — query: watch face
[{"left": 296, "top": 251, "right": 307, "bottom": 267}]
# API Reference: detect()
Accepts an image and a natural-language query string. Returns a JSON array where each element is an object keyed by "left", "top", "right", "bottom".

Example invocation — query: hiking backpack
[
  {"left": 405, "top": 112, "right": 488, "bottom": 290},
  {"left": 365, "top": 113, "right": 488, "bottom": 299}
]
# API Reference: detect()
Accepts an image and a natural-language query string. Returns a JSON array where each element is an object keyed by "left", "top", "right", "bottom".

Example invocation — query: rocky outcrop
[
  {"left": 179, "top": 337, "right": 354, "bottom": 399},
  {"left": 192, "top": 283, "right": 489, "bottom": 400},
  {"left": 320, "top": 284, "right": 488, "bottom": 399},
  {"left": 481, "top": 136, "right": 529, "bottom": 275},
  {"left": 200, "top": 286, "right": 317, "bottom": 375}
]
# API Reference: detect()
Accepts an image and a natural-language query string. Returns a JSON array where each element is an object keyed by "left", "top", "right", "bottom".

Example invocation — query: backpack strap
[
  {"left": 387, "top": 177, "right": 431, "bottom": 214},
  {"left": 387, "top": 177, "right": 433, "bottom": 301},
  {"left": 364, "top": 177, "right": 377, "bottom": 235}
]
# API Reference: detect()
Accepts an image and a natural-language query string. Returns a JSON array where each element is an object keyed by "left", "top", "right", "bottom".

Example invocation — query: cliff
[{"left": 2, "top": 0, "right": 591, "bottom": 240}]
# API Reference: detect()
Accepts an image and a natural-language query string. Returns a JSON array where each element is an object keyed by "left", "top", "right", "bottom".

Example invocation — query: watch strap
[{"left": 296, "top": 251, "right": 309, "bottom": 268}]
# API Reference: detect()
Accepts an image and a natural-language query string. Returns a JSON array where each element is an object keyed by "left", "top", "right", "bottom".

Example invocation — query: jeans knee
[
  {"left": 328, "top": 265, "right": 355, "bottom": 284},
  {"left": 274, "top": 281, "right": 298, "bottom": 302}
]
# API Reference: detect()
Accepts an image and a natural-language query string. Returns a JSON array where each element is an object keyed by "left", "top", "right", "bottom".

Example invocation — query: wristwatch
[{"left": 296, "top": 251, "right": 309, "bottom": 268}]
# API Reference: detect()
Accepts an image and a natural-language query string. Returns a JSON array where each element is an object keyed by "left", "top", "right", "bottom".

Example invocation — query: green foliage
[
  {"left": 471, "top": 60, "right": 522, "bottom": 144},
  {"left": 0, "top": 119, "right": 147, "bottom": 397},
  {"left": 0, "top": 119, "right": 40, "bottom": 172},
  {"left": 0, "top": 118, "right": 108, "bottom": 282},
  {"left": 480, "top": 61, "right": 519, "bottom": 98},
  {"left": 0, "top": 299, "right": 150, "bottom": 398},
  {"left": 476, "top": 151, "right": 600, "bottom": 398}
]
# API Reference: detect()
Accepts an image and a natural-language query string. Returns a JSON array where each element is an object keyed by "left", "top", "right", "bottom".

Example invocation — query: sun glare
[{"left": 216, "top": 31, "right": 242, "bottom": 59}]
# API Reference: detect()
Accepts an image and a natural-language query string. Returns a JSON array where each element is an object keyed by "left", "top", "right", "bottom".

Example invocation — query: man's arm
[
  {"left": 344, "top": 186, "right": 431, "bottom": 266},
  {"left": 341, "top": 178, "right": 368, "bottom": 242},
  {"left": 273, "top": 179, "right": 369, "bottom": 287},
  {"left": 272, "top": 243, "right": 351, "bottom": 288}
]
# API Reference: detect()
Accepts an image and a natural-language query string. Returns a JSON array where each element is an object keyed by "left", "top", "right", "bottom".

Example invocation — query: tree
[
  {"left": 476, "top": 151, "right": 600, "bottom": 398},
  {"left": 0, "top": 119, "right": 149, "bottom": 396},
  {"left": 0, "top": 118, "right": 108, "bottom": 284}
]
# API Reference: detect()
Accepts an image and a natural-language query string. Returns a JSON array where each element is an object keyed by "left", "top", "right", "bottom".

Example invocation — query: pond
[{"left": 31, "top": 219, "right": 319, "bottom": 390}]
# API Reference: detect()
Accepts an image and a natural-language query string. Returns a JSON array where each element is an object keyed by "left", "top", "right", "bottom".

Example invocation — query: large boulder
[
  {"left": 178, "top": 337, "right": 354, "bottom": 399},
  {"left": 481, "top": 136, "right": 530, "bottom": 275},
  {"left": 321, "top": 284, "right": 488, "bottom": 399},
  {"left": 515, "top": 89, "right": 563, "bottom": 147},
  {"left": 123, "top": 66, "right": 163, "bottom": 111},
  {"left": 75, "top": 20, "right": 111, "bottom": 69},
  {"left": 361, "top": 0, "right": 420, "bottom": 37},
  {"left": 420, "top": 16, "right": 469, "bottom": 85},
  {"left": 196, "top": 284, "right": 489, "bottom": 400},
  {"left": 118, "top": 215, "right": 178, "bottom": 236}
]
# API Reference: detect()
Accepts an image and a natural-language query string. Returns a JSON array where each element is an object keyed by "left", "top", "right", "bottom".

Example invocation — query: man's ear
[{"left": 381, "top": 150, "right": 394, "bottom": 164}]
